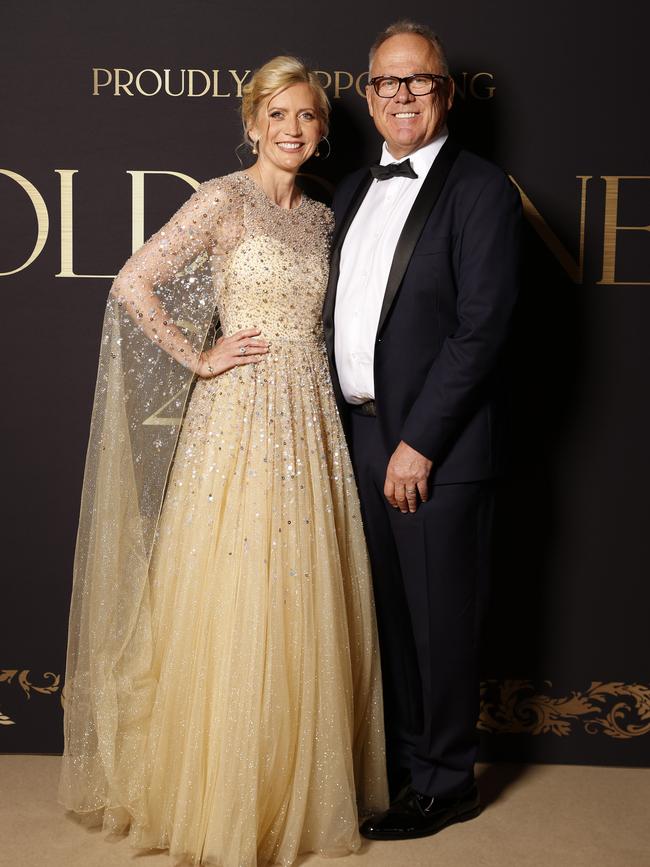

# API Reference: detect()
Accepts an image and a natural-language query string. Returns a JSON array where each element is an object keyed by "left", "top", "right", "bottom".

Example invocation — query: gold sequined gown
[{"left": 110, "top": 172, "right": 388, "bottom": 866}]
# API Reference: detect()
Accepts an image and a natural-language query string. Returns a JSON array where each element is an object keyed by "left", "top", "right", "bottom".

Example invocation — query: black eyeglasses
[{"left": 368, "top": 73, "right": 449, "bottom": 98}]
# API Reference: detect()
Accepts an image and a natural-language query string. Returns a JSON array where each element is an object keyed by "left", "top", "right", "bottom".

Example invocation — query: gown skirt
[
  {"left": 61, "top": 173, "right": 388, "bottom": 867},
  {"left": 127, "top": 337, "right": 387, "bottom": 866}
]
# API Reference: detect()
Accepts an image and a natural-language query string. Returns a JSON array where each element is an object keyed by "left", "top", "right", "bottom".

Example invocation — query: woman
[{"left": 59, "top": 56, "right": 388, "bottom": 866}]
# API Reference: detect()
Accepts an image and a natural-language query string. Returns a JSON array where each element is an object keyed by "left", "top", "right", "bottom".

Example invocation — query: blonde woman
[{"left": 59, "top": 56, "right": 388, "bottom": 866}]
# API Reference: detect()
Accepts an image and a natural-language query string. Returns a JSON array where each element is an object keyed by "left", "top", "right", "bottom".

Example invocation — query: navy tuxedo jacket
[{"left": 322, "top": 137, "right": 523, "bottom": 484}]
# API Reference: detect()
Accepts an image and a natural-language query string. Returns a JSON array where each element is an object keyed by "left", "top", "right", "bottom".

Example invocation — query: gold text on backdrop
[
  {"left": 511, "top": 177, "right": 590, "bottom": 284},
  {"left": 91, "top": 68, "right": 496, "bottom": 100},
  {"left": 1, "top": 171, "right": 648, "bottom": 284},
  {"left": 598, "top": 177, "right": 650, "bottom": 285},
  {"left": 0, "top": 170, "right": 49, "bottom": 276},
  {"left": 92, "top": 68, "right": 252, "bottom": 97}
]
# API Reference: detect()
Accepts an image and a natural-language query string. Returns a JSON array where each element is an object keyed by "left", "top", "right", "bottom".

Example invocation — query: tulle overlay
[{"left": 60, "top": 172, "right": 388, "bottom": 866}]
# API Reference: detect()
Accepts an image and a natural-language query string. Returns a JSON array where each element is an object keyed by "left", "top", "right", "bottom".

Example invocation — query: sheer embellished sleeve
[
  {"left": 110, "top": 178, "right": 240, "bottom": 372},
  {"left": 59, "top": 175, "right": 243, "bottom": 821}
]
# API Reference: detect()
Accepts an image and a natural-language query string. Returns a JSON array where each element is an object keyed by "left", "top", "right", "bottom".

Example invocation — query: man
[{"left": 323, "top": 21, "right": 522, "bottom": 840}]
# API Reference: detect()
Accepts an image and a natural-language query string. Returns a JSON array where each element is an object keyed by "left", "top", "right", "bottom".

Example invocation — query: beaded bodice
[{"left": 216, "top": 172, "right": 333, "bottom": 341}]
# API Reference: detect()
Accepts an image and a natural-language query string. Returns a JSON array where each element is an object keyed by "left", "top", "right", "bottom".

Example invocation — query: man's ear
[
  {"left": 365, "top": 84, "right": 374, "bottom": 118},
  {"left": 446, "top": 77, "right": 455, "bottom": 111}
]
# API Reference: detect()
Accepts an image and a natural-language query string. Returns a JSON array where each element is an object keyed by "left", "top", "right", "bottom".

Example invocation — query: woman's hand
[{"left": 196, "top": 328, "right": 270, "bottom": 378}]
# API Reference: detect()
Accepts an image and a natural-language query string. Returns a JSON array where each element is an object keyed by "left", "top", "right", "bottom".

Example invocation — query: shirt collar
[{"left": 379, "top": 128, "right": 449, "bottom": 175}]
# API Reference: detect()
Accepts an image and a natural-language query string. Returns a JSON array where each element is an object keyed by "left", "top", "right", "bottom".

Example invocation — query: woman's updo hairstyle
[{"left": 241, "top": 55, "right": 330, "bottom": 149}]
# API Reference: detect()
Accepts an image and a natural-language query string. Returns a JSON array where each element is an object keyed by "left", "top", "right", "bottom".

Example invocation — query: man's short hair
[{"left": 369, "top": 20, "right": 449, "bottom": 76}]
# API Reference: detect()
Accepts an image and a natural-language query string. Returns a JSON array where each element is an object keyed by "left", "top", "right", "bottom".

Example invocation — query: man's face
[{"left": 366, "top": 33, "right": 454, "bottom": 159}]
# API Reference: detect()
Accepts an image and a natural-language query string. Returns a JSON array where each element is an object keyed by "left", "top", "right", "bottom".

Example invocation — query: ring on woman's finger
[{"left": 239, "top": 345, "right": 247, "bottom": 355}]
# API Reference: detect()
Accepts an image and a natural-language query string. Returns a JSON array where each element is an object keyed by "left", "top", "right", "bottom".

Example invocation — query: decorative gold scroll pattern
[
  {"left": 479, "top": 680, "right": 650, "bottom": 739},
  {"left": 0, "top": 670, "right": 63, "bottom": 725},
  {"left": 2, "top": 672, "right": 650, "bottom": 739}
]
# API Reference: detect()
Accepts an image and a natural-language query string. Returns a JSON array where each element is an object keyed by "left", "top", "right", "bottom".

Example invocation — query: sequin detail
[{"left": 60, "top": 171, "right": 388, "bottom": 867}]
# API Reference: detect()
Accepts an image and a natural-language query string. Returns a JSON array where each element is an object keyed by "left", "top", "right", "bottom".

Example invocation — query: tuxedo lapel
[
  {"left": 376, "top": 136, "right": 460, "bottom": 336},
  {"left": 323, "top": 170, "right": 373, "bottom": 353}
]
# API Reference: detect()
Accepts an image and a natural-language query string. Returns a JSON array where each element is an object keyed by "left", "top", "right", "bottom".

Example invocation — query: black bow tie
[{"left": 370, "top": 159, "right": 418, "bottom": 181}]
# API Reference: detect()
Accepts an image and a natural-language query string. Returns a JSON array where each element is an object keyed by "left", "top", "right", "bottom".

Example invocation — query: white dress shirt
[{"left": 334, "top": 130, "right": 448, "bottom": 403}]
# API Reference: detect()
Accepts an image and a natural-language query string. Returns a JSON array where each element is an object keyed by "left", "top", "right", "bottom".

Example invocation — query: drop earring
[{"left": 318, "top": 136, "right": 331, "bottom": 159}]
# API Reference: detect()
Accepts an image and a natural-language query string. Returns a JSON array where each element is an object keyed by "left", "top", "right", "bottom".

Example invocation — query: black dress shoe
[{"left": 360, "top": 782, "right": 480, "bottom": 841}]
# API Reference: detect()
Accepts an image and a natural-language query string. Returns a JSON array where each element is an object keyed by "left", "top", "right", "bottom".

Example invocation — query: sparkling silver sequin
[{"left": 60, "top": 172, "right": 388, "bottom": 867}]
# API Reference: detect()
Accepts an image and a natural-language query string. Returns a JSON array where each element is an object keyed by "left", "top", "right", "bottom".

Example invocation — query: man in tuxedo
[{"left": 323, "top": 21, "right": 522, "bottom": 840}]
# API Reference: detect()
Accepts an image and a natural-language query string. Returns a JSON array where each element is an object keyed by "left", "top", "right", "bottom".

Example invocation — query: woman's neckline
[{"left": 239, "top": 170, "right": 304, "bottom": 212}]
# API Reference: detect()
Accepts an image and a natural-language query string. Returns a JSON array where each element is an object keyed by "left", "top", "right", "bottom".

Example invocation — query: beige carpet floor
[{"left": 1, "top": 757, "right": 649, "bottom": 867}]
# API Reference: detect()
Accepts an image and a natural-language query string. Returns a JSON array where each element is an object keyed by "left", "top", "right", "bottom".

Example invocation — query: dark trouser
[{"left": 348, "top": 409, "right": 494, "bottom": 799}]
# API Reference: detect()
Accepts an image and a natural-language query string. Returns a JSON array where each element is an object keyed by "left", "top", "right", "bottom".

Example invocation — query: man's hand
[{"left": 384, "top": 440, "right": 433, "bottom": 513}]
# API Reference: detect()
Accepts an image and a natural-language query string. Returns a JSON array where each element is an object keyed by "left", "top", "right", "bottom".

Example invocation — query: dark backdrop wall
[{"left": 1, "top": 1, "right": 649, "bottom": 765}]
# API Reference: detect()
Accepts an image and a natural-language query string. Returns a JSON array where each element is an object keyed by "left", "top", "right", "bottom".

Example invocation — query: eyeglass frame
[{"left": 367, "top": 73, "right": 450, "bottom": 98}]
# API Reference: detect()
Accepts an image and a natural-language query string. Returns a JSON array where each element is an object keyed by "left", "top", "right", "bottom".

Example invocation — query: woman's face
[{"left": 249, "top": 82, "right": 322, "bottom": 172}]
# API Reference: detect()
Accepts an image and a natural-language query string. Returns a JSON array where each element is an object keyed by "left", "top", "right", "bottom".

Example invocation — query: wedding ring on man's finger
[{"left": 406, "top": 488, "right": 417, "bottom": 494}]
